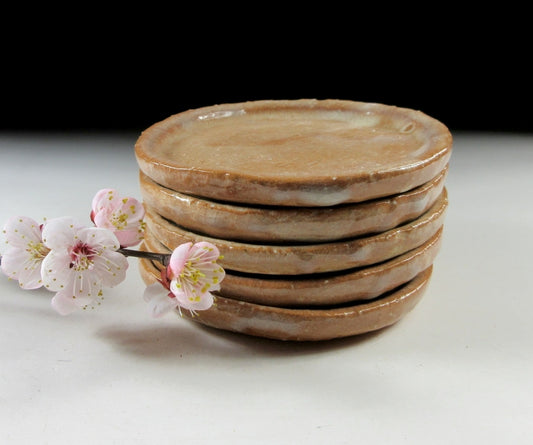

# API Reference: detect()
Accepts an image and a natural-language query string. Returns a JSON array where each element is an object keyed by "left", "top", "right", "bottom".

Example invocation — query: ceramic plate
[
  {"left": 139, "top": 166, "right": 447, "bottom": 243},
  {"left": 143, "top": 188, "right": 447, "bottom": 275},
  {"left": 139, "top": 258, "right": 433, "bottom": 341},
  {"left": 135, "top": 99, "right": 452, "bottom": 206},
  {"left": 143, "top": 227, "right": 441, "bottom": 307}
]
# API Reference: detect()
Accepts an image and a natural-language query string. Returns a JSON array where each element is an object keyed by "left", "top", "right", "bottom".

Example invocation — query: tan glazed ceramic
[
  {"left": 135, "top": 99, "right": 452, "bottom": 207},
  {"left": 135, "top": 99, "right": 452, "bottom": 340},
  {"left": 142, "top": 188, "right": 447, "bottom": 275},
  {"left": 139, "top": 258, "right": 433, "bottom": 341},
  {"left": 139, "top": 167, "right": 448, "bottom": 243},
  {"left": 143, "top": 227, "right": 442, "bottom": 307}
]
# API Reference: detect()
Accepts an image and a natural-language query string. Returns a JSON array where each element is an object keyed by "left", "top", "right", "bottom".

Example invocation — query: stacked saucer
[{"left": 135, "top": 99, "right": 452, "bottom": 341}]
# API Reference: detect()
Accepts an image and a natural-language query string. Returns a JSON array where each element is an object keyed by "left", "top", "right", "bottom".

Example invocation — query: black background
[{"left": 2, "top": 12, "right": 531, "bottom": 135}]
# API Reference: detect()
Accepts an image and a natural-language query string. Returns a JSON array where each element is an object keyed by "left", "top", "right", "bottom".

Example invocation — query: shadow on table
[{"left": 97, "top": 318, "right": 394, "bottom": 360}]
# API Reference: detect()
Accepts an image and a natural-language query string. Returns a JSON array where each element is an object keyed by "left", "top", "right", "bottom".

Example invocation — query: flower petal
[
  {"left": 117, "top": 197, "right": 145, "bottom": 221},
  {"left": 92, "top": 250, "right": 128, "bottom": 288},
  {"left": 0, "top": 247, "right": 28, "bottom": 281},
  {"left": 190, "top": 241, "right": 221, "bottom": 264},
  {"left": 168, "top": 242, "right": 192, "bottom": 277},
  {"left": 92, "top": 208, "right": 114, "bottom": 230},
  {"left": 51, "top": 291, "right": 80, "bottom": 315},
  {"left": 51, "top": 288, "right": 94, "bottom": 315},
  {"left": 200, "top": 265, "right": 225, "bottom": 293},
  {"left": 168, "top": 278, "right": 187, "bottom": 300},
  {"left": 77, "top": 227, "right": 121, "bottom": 252},
  {"left": 2, "top": 216, "right": 43, "bottom": 248},
  {"left": 174, "top": 286, "right": 214, "bottom": 312},
  {"left": 41, "top": 250, "right": 74, "bottom": 291},
  {"left": 143, "top": 283, "right": 178, "bottom": 317},
  {"left": 91, "top": 189, "right": 119, "bottom": 213},
  {"left": 41, "top": 217, "right": 79, "bottom": 250},
  {"left": 114, "top": 228, "right": 144, "bottom": 248},
  {"left": 71, "top": 268, "right": 103, "bottom": 302},
  {"left": 92, "top": 208, "right": 144, "bottom": 247},
  {"left": 15, "top": 257, "right": 45, "bottom": 289}
]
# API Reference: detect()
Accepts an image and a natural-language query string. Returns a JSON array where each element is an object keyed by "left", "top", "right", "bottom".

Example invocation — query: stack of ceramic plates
[{"left": 135, "top": 99, "right": 452, "bottom": 341}]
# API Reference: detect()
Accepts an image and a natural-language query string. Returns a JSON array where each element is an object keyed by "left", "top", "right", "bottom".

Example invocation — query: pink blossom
[
  {"left": 143, "top": 242, "right": 225, "bottom": 317},
  {"left": 91, "top": 188, "right": 145, "bottom": 247},
  {"left": 40, "top": 217, "right": 129, "bottom": 315},
  {"left": 1, "top": 216, "right": 50, "bottom": 289}
]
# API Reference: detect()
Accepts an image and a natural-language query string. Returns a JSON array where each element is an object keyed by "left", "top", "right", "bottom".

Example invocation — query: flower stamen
[
  {"left": 69, "top": 241, "right": 96, "bottom": 271},
  {"left": 26, "top": 240, "right": 49, "bottom": 262},
  {"left": 143, "top": 241, "right": 225, "bottom": 318}
]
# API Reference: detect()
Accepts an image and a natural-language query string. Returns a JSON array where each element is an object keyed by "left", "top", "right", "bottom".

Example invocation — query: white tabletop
[{"left": 0, "top": 131, "right": 532, "bottom": 444}]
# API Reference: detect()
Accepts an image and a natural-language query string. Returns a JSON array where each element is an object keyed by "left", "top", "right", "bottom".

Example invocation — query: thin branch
[
  {"left": 0, "top": 249, "right": 171, "bottom": 268},
  {"left": 117, "top": 248, "right": 170, "bottom": 267}
]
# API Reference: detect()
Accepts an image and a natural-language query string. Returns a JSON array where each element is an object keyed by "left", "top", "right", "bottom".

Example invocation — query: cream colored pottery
[
  {"left": 139, "top": 166, "right": 447, "bottom": 243},
  {"left": 135, "top": 99, "right": 452, "bottom": 207},
  {"left": 143, "top": 227, "right": 441, "bottom": 307},
  {"left": 139, "top": 258, "right": 433, "bottom": 341},
  {"left": 143, "top": 188, "right": 447, "bottom": 275}
]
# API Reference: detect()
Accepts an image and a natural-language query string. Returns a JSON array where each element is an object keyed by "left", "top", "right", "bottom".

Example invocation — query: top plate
[{"left": 135, "top": 99, "right": 452, "bottom": 206}]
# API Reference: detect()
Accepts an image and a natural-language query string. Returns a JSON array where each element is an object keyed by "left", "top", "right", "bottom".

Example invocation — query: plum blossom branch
[{"left": 0, "top": 188, "right": 225, "bottom": 318}]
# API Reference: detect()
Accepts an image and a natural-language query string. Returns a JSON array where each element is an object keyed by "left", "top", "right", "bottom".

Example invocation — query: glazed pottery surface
[
  {"left": 135, "top": 99, "right": 452, "bottom": 206},
  {"left": 139, "top": 166, "right": 447, "bottom": 243},
  {"left": 143, "top": 227, "right": 442, "bottom": 307},
  {"left": 143, "top": 188, "right": 447, "bottom": 275},
  {"left": 139, "top": 258, "right": 433, "bottom": 341}
]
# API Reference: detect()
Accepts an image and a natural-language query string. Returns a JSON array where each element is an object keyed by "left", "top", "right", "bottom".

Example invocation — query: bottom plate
[{"left": 139, "top": 259, "right": 433, "bottom": 341}]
